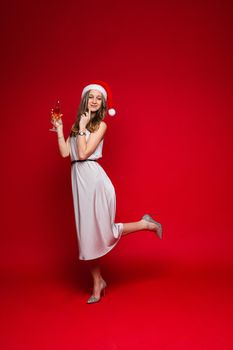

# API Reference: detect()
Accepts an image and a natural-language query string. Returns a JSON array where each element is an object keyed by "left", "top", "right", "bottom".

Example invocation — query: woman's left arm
[{"left": 77, "top": 121, "right": 107, "bottom": 160}]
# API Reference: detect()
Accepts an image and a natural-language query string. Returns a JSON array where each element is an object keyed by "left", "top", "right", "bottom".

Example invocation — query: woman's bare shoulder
[{"left": 99, "top": 121, "right": 107, "bottom": 131}]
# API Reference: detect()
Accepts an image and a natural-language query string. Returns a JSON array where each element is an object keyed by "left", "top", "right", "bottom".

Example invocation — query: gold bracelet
[{"left": 58, "top": 136, "right": 63, "bottom": 139}]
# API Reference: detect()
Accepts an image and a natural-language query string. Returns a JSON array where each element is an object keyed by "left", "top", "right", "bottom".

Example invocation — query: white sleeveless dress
[{"left": 69, "top": 129, "right": 123, "bottom": 260}]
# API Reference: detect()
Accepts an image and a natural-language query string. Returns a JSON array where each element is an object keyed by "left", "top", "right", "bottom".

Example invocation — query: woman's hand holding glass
[{"left": 50, "top": 111, "right": 63, "bottom": 132}]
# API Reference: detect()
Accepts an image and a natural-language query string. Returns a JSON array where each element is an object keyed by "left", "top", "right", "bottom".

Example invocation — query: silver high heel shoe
[
  {"left": 87, "top": 280, "right": 107, "bottom": 304},
  {"left": 142, "top": 214, "right": 163, "bottom": 239}
]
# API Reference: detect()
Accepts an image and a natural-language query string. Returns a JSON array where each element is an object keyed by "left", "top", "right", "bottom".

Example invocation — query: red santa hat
[{"left": 81, "top": 80, "right": 116, "bottom": 116}]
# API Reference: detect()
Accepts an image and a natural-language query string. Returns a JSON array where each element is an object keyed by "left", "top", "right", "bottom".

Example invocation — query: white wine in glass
[{"left": 49, "top": 100, "right": 62, "bottom": 132}]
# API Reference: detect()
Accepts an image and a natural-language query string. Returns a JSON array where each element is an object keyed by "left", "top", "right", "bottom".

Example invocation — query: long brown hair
[{"left": 70, "top": 91, "right": 107, "bottom": 137}]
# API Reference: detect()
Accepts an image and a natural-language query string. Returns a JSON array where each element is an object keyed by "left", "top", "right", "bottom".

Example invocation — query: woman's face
[{"left": 87, "top": 89, "right": 103, "bottom": 114}]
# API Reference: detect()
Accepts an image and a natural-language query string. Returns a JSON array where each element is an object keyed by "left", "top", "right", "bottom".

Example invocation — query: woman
[{"left": 51, "top": 80, "right": 162, "bottom": 304}]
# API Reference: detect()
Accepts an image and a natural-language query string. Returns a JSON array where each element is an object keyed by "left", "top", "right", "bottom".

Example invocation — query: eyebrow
[{"left": 89, "top": 94, "right": 102, "bottom": 98}]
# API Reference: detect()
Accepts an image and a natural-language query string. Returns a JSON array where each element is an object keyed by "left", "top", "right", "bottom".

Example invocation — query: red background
[{"left": 1, "top": 0, "right": 233, "bottom": 349}]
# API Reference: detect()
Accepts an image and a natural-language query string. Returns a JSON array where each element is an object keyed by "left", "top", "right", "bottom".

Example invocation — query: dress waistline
[{"left": 71, "top": 159, "right": 97, "bottom": 165}]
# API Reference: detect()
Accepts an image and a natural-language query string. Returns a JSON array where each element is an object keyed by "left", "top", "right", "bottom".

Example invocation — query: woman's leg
[
  {"left": 87, "top": 259, "right": 105, "bottom": 298},
  {"left": 86, "top": 220, "right": 159, "bottom": 298},
  {"left": 121, "top": 219, "right": 158, "bottom": 236}
]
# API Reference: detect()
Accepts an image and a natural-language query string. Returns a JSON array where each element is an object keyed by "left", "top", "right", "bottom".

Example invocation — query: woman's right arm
[
  {"left": 57, "top": 128, "right": 70, "bottom": 158},
  {"left": 51, "top": 117, "right": 70, "bottom": 158}
]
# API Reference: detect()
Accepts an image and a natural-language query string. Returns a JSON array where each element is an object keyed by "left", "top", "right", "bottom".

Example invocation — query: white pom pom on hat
[
  {"left": 81, "top": 80, "right": 116, "bottom": 116},
  {"left": 108, "top": 108, "right": 116, "bottom": 116}
]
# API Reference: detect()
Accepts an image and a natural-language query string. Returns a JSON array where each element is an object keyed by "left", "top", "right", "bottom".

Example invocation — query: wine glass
[{"left": 49, "top": 100, "right": 62, "bottom": 132}]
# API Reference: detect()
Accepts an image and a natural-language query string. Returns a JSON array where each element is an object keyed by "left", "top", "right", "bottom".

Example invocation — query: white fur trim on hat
[{"left": 81, "top": 84, "right": 107, "bottom": 99}]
